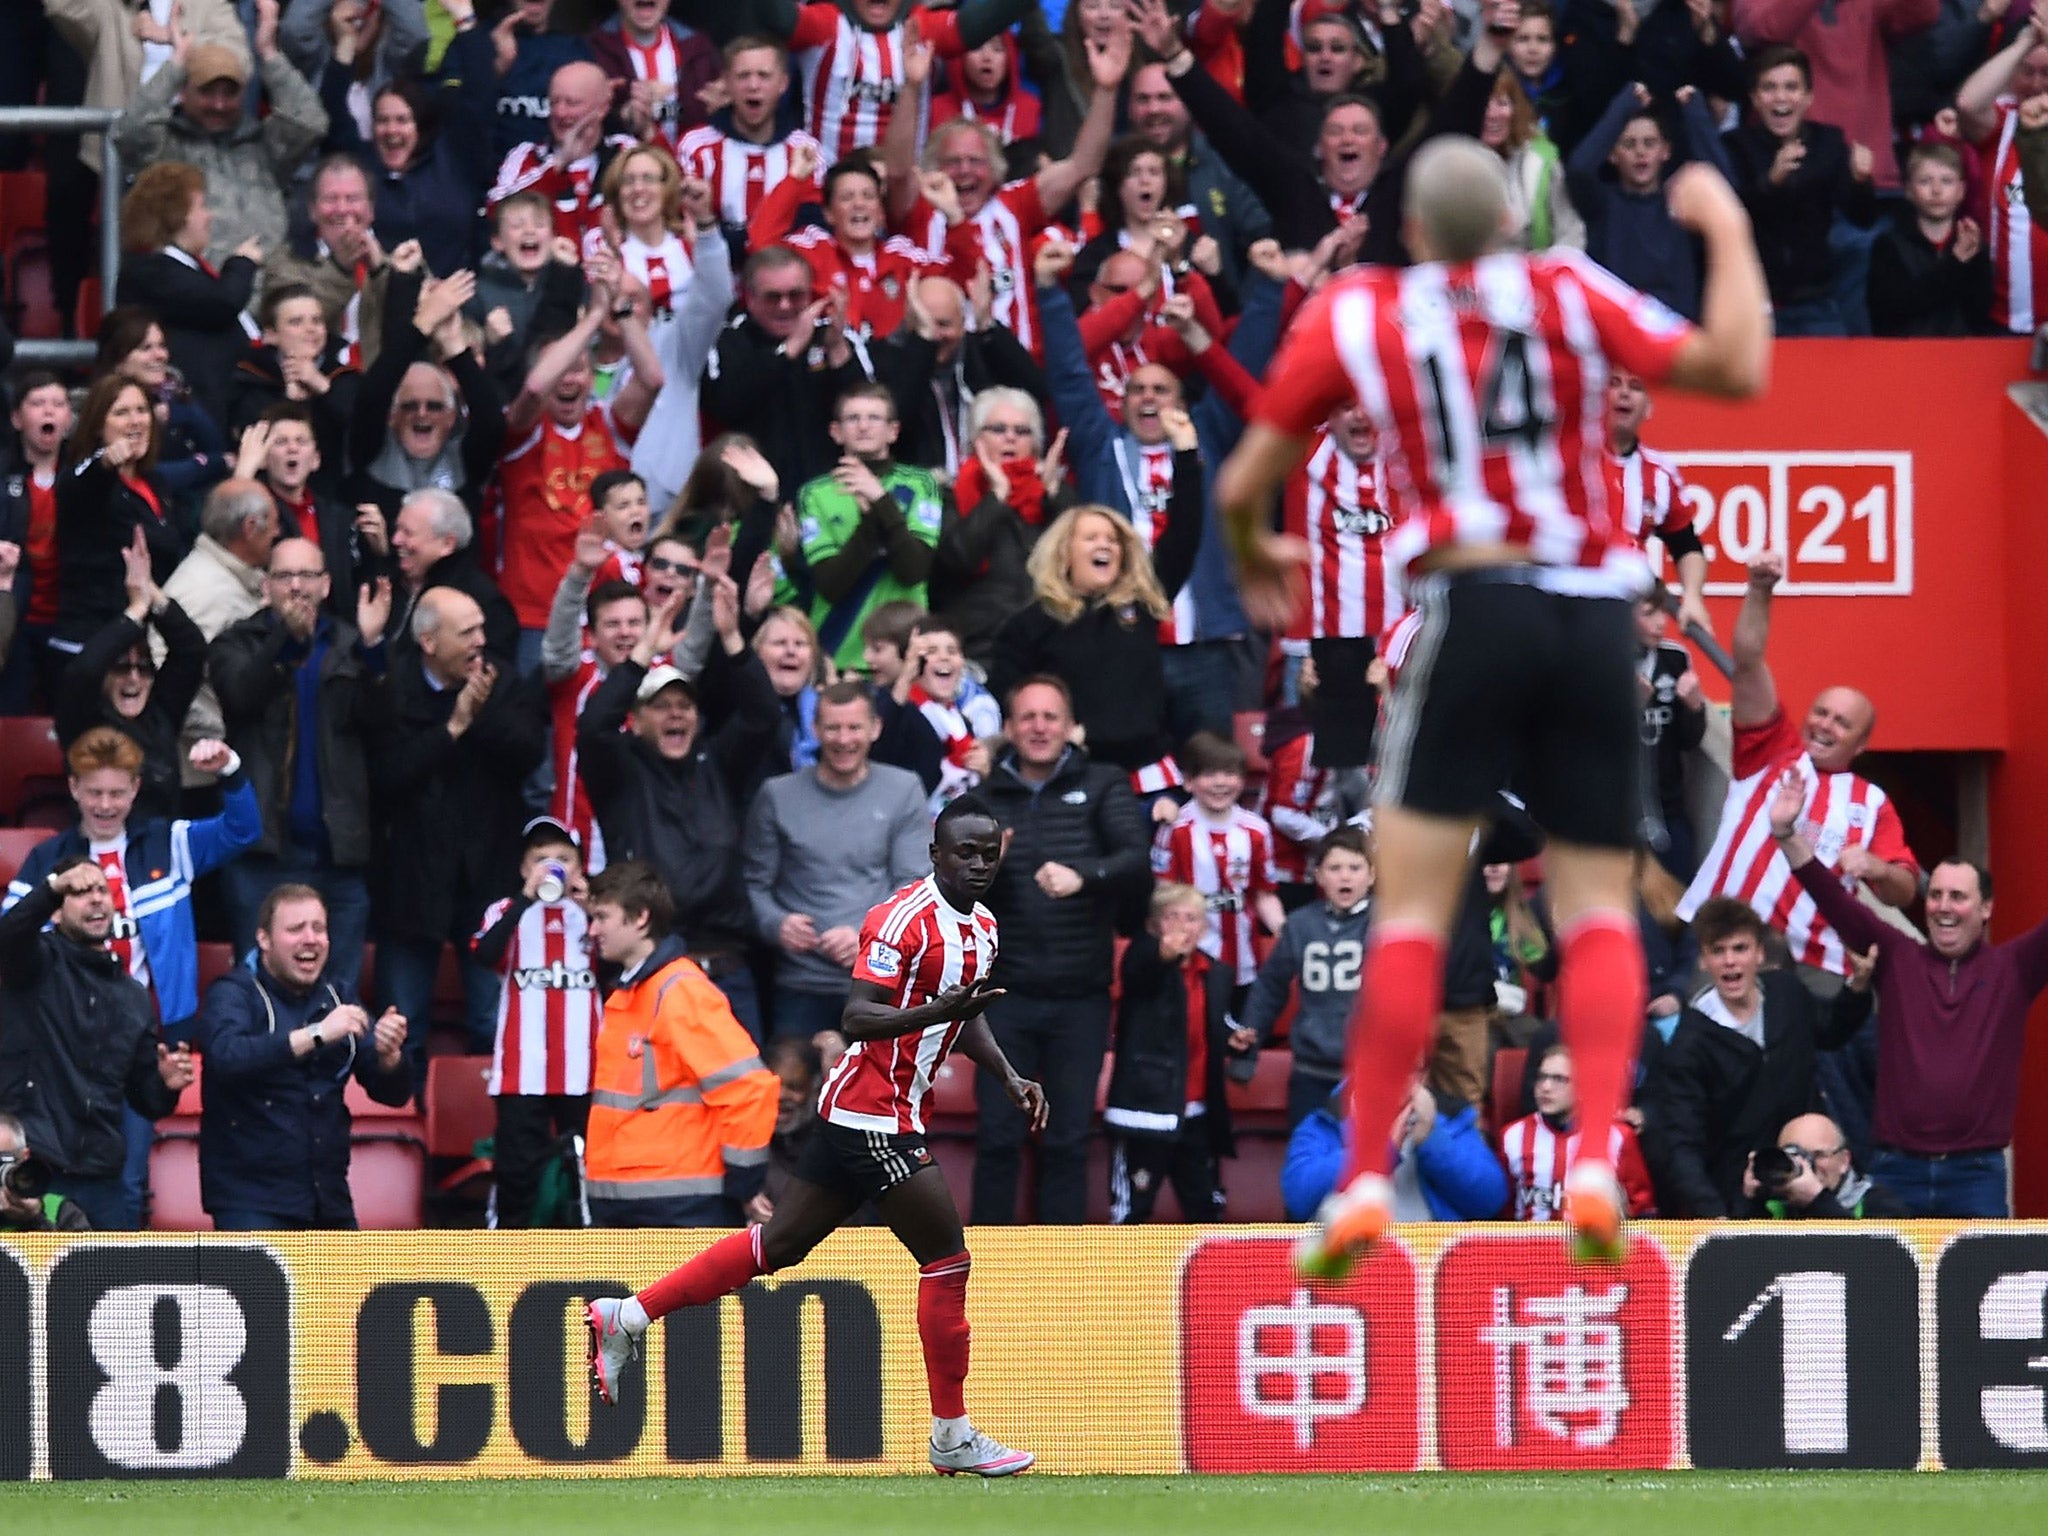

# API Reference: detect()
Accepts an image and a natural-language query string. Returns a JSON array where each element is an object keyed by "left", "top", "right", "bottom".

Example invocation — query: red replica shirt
[
  {"left": 1152, "top": 806, "right": 1279, "bottom": 987},
  {"left": 1282, "top": 425, "right": 1402, "bottom": 642},
  {"left": 23, "top": 469, "right": 58, "bottom": 626},
  {"left": 496, "top": 405, "right": 631, "bottom": 629},
  {"left": 817, "top": 875, "right": 999, "bottom": 1134},
  {"left": 1678, "top": 708, "right": 1921, "bottom": 975},
  {"left": 1603, "top": 442, "right": 1689, "bottom": 551},
  {"left": 678, "top": 125, "right": 823, "bottom": 233},
  {"left": 788, "top": 2, "right": 972, "bottom": 163},
  {"left": 479, "top": 896, "right": 600, "bottom": 1097},
  {"left": 488, "top": 136, "right": 640, "bottom": 246},
  {"left": 903, "top": 180, "right": 1051, "bottom": 355},
  {"left": 1254, "top": 250, "right": 1695, "bottom": 598}
]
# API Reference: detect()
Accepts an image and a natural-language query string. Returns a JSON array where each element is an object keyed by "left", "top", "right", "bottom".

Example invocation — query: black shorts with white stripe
[
  {"left": 1374, "top": 570, "right": 1640, "bottom": 850},
  {"left": 793, "top": 1120, "right": 940, "bottom": 1204}
]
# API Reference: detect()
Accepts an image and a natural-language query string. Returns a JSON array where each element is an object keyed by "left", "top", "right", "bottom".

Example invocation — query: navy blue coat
[{"left": 191, "top": 965, "right": 411, "bottom": 1225}]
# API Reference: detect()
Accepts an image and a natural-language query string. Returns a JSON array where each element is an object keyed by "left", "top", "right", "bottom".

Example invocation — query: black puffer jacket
[
  {"left": 0, "top": 880, "right": 178, "bottom": 1179},
  {"left": 209, "top": 610, "right": 386, "bottom": 868},
  {"left": 977, "top": 746, "right": 1150, "bottom": 998},
  {"left": 577, "top": 653, "right": 780, "bottom": 954},
  {"left": 1105, "top": 931, "right": 1234, "bottom": 1153}
]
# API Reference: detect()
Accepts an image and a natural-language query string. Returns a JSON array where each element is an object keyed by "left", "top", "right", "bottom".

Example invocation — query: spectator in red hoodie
[{"left": 932, "top": 31, "right": 1043, "bottom": 182}]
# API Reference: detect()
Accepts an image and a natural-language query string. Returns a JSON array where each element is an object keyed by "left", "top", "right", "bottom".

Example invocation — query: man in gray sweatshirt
[
  {"left": 743, "top": 679, "right": 932, "bottom": 1043},
  {"left": 1238, "top": 826, "right": 1375, "bottom": 1130}
]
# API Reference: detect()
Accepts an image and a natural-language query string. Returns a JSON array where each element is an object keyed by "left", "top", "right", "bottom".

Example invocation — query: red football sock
[
  {"left": 1340, "top": 928, "right": 1445, "bottom": 1186},
  {"left": 636, "top": 1226, "right": 770, "bottom": 1321},
  {"left": 917, "top": 1252, "right": 973, "bottom": 1420},
  {"left": 1556, "top": 911, "right": 1648, "bottom": 1171}
]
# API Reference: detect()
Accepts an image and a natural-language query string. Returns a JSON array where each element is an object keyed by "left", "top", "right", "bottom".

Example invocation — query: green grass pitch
[{"left": 5, "top": 1473, "right": 2044, "bottom": 1536}]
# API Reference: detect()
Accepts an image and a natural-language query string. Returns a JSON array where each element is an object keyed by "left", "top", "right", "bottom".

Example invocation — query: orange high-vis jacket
[{"left": 585, "top": 940, "right": 778, "bottom": 1206}]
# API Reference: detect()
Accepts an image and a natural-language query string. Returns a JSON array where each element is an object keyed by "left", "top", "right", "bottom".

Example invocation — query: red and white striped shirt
[
  {"left": 1114, "top": 440, "right": 1196, "bottom": 645},
  {"left": 478, "top": 897, "right": 600, "bottom": 1097},
  {"left": 678, "top": 125, "right": 823, "bottom": 233},
  {"left": 783, "top": 226, "right": 953, "bottom": 339},
  {"left": 1257, "top": 730, "right": 1333, "bottom": 883},
  {"left": 1283, "top": 426, "right": 1402, "bottom": 642},
  {"left": 622, "top": 25, "right": 686, "bottom": 148},
  {"left": 487, "top": 135, "right": 640, "bottom": 247},
  {"left": 547, "top": 655, "right": 611, "bottom": 876},
  {"left": 1986, "top": 99, "right": 2048, "bottom": 334},
  {"left": 90, "top": 839, "right": 151, "bottom": 993},
  {"left": 1677, "top": 708, "right": 1921, "bottom": 975},
  {"left": 818, "top": 875, "right": 999, "bottom": 1134},
  {"left": 1604, "top": 441, "right": 1689, "bottom": 550},
  {"left": 903, "top": 180, "right": 1050, "bottom": 355},
  {"left": 1254, "top": 250, "right": 1695, "bottom": 598},
  {"left": 1499, "top": 1114, "right": 1653, "bottom": 1221},
  {"left": 789, "top": 3, "right": 968, "bottom": 163},
  {"left": 620, "top": 229, "right": 692, "bottom": 317},
  {"left": 1153, "top": 805, "right": 1279, "bottom": 986}
]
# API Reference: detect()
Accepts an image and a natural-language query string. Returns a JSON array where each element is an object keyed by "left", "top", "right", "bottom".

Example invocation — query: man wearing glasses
[
  {"left": 1744, "top": 1113, "right": 1907, "bottom": 1219},
  {"left": 703, "top": 246, "right": 869, "bottom": 501},
  {"left": 209, "top": 538, "right": 394, "bottom": 994}
]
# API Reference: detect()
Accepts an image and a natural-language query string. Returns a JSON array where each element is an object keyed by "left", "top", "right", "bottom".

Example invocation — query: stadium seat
[
  {"left": 345, "top": 1075, "right": 423, "bottom": 1123},
  {"left": 1226, "top": 1135, "right": 1291, "bottom": 1223},
  {"left": 146, "top": 1136, "right": 214, "bottom": 1232},
  {"left": 197, "top": 942, "right": 238, "bottom": 996},
  {"left": 425, "top": 1055, "right": 495, "bottom": 1159},
  {"left": 348, "top": 1135, "right": 427, "bottom": 1229},
  {"left": 0, "top": 826, "right": 56, "bottom": 889},
  {"left": 424, "top": 1055, "right": 496, "bottom": 1196},
  {"left": 7, "top": 244, "right": 58, "bottom": 339},
  {"left": 0, "top": 716, "right": 66, "bottom": 825},
  {"left": 1489, "top": 1046, "right": 1528, "bottom": 1140},
  {"left": 0, "top": 170, "right": 47, "bottom": 263},
  {"left": 926, "top": 1055, "right": 977, "bottom": 1130},
  {"left": 1232, "top": 710, "right": 1269, "bottom": 774},
  {"left": 927, "top": 1135, "right": 976, "bottom": 1214},
  {"left": 72, "top": 274, "right": 101, "bottom": 341},
  {"left": 1225, "top": 1047, "right": 1293, "bottom": 1133}
]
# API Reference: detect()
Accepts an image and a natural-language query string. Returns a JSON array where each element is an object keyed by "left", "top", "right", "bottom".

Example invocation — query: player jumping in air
[
  {"left": 584, "top": 796, "right": 1048, "bottom": 1476},
  {"left": 1217, "top": 138, "right": 1770, "bottom": 1273}
]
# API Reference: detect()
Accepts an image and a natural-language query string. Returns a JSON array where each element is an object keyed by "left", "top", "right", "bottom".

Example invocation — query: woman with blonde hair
[
  {"left": 1481, "top": 73, "right": 1584, "bottom": 253},
  {"left": 987, "top": 405, "right": 1202, "bottom": 790}
]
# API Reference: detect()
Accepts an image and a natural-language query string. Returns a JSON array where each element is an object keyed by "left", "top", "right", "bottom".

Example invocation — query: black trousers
[
  {"left": 1109, "top": 1122, "right": 1222, "bottom": 1223},
  {"left": 1309, "top": 635, "right": 1379, "bottom": 769},
  {"left": 492, "top": 1093, "right": 589, "bottom": 1228},
  {"left": 970, "top": 991, "right": 1109, "bottom": 1224}
]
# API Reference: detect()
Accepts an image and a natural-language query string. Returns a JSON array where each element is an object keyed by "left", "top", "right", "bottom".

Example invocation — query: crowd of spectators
[{"left": 0, "top": 0, "right": 2043, "bottom": 1233}]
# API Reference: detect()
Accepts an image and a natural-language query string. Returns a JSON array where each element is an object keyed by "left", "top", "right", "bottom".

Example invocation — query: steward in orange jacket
[{"left": 585, "top": 932, "right": 778, "bottom": 1226}]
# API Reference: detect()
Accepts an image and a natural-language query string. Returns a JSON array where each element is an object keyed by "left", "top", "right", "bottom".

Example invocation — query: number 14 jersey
[{"left": 1254, "top": 250, "right": 1696, "bottom": 599}]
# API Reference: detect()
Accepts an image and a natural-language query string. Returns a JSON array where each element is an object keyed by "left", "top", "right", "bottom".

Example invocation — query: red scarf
[{"left": 956, "top": 453, "right": 1047, "bottom": 529}]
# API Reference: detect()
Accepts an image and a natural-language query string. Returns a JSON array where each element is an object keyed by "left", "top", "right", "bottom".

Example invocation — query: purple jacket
[{"left": 1793, "top": 858, "right": 2048, "bottom": 1153}]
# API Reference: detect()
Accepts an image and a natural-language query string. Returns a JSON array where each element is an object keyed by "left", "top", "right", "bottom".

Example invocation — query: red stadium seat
[
  {"left": 0, "top": 826, "right": 56, "bottom": 889},
  {"left": 1232, "top": 710, "right": 1269, "bottom": 774},
  {"left": 8, "top": 245, "right": 58, "bottom": 339},
  {"left": 344, "top": 1075, "right": 422, "bottom": 1122},
  {"left": 0, "top": 716, "right": 66, "bottom": 825},
  {"left": 1225, "top": 1047, "right": 1293, "bottom": 1133},
  {"left": 72, "top": 274, "right": 101, "bottom": 341},
  {"left": 425, "top": 1055, "right": 495, "bottom": 1159},
  {"left": 0, "top": 170, "right": 47, "bottom": 262},
  {"left": 197, "top": 942, "right": 237, "bottom": 996},
  {"left": 146, "top": 1136, "right": 214, "bottom": 1232},
  {"left": 1489, "top": 1046, "right": 1528, "bottom": 1141},
  {"left": 927, "top": 1135, "right": 976, "bottom": 1214},
  {"left": 1226, "top": 1135, "right": 1292, "bottom": 1223},
  {"left": 925, "top": 1055, "right": 977, "bottom": 1130},
  {"left": 347, "top": 1136, "right": 426, "bottom": 1229}
]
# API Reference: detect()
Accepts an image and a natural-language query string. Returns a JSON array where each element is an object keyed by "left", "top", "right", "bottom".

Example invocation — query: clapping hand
[
  {"left": 572, "top": 514, "right": 609, "bottom": 575},
  {"left": 0, "top": 540, "right": 19, "bottom": 587},
  {"left": 158, "top": 1041, "right": 196, "bottom": 1093},
  {"left": 1765, "top": 767, "right": 1806, "bottom": 841},
  {"left": 372, "top": 1008, "right": 407, "bottom": 1070},
  {"left": 356, "top": 575, "right": 393, "bottom": 648}
]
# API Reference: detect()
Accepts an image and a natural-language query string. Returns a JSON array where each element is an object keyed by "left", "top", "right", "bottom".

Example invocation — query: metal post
[{"left": 1, "top": 105, "right": 126, "bottom": 370}]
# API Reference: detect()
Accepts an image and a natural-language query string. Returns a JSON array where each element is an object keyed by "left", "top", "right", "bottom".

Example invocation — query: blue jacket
[
  {"left": 1039, "top": 274, "right": 1285, "bottom": 642},
  {"left": 4, "top": 769, "right": 262, "bottom": 1037},
  {"left": 192, "top": 965, "right": 411, "bottom": 1223},
  {"left": 1282, "top": 1095, "right": 1509, "bottom": 1222}
]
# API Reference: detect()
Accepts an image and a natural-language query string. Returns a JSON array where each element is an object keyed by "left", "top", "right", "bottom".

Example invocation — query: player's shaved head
[{"left": 1403, "top": 136, "right": 1510, "bottom": 263}]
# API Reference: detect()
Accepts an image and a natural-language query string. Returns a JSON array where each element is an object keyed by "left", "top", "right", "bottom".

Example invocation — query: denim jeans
[
  {"left": 1870, "top": 1147, "right": 2009, "bottom": 1218},
  {"left": 1160, "top": 639, "right": 1241, "bottom": 747},
  {"left": 971, "top": 991, "right": 1110, "bottom": 1224},
  {"left": 376, "top": 936, "right": 504, "bottom": 1086},
  {"left": 771, "top": 985, "right": 849, "bottom": 1043},
  {"left": 705, "top": 964, "right": 764, "bottom": 1043},
  {"left": 219, "top": 847, "right": 372, "bottom": 997},
  {"left": 47, "top": 1168, "right": 135, "bottom": 1232},
  {"left": 1773, "top": 295, "right": 1848, "bottom": 338}
]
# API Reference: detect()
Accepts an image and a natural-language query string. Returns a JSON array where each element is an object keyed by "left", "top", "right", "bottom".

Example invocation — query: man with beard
[
  {"left": 190, "top": 885, "right": 411, "bottom": 1228},
  {"left": 0, "top": 858, "right": 193, "bottom": 1231}
]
